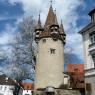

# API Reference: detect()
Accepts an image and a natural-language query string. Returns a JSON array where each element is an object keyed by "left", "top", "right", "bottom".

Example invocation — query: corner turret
[
  {"left": 35, "top": 14, "right": 43, "bottom": 43},
  {"left": 59, "top": 20, "right": 66, "bottom": 44}
]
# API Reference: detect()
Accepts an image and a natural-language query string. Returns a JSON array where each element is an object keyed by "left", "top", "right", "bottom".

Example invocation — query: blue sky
[{"left": 0, "top": 0, "right": 95, "bottom": 64}]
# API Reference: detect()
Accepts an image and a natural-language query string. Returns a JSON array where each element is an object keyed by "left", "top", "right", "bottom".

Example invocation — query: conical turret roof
[
  {"left": 36, "top": 14, "right": 42, "bottom": 30},
  {"left": 60, "top": 20, "right": 65, "bottom": 34},
  {"left": 44, "top": 5, "right": 55, "bottom": 28},
  {"left": 51, "top": 9, "right": 59, "bottom": 26},
  {"left": 53, "top": 13, "right": 59, "bottom": 26}
]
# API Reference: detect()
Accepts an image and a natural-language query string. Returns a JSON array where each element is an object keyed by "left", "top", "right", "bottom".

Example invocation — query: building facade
[
  {"left": 34, "top": 4, "right": 66, "bottom": 94},
  {"left": 18, "top": 83, "right": 33, "bottom": 95},
  {"left": 66, "top": 64, "right": 85, "bottom": 90},
  {"left": 0, "top": 75, "right": 19, "bottom": 95},
  {"left": 79, "top": 8, "right": 95, "bottom": 95}
]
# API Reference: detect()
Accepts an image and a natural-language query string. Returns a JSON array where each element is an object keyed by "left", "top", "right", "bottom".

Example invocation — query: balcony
[{"left": 85, "top": 68, "right": 95, "bottom": 77}]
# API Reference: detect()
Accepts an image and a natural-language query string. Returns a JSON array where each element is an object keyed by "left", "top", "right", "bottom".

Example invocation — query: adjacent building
[
  {"left": 79, "top": 8, "right": 95, "bottom": 95},
  {"left": 0, "top": 74, "right": 19, "bottom": 95},
  {"left": 19, "top": 83, "right": 34, "bottom": 95},
  {"left": 66, "top": 64, "right": 85, "bottom": 89},
  {"left": 64, "top": 64, "right": 85, "bottom": 95}
]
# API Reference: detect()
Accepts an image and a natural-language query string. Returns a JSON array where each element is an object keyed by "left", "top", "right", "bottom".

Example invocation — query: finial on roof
[
  {"left": 38, "top": 13, "right": 41, "bottom": 23},
  {"left": 50, "top": 0, "right": 53, "bottom": 6},
  {"left": 60, "top": 19, "right": 65, "bottom": 34},
  {"left": 61, "top": 19, "right": 63, "bottom": 24}
]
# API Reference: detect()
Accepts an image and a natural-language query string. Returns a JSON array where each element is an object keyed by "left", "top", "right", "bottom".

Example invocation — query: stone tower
[{"left": 34, "top": 5, "right": 66, "bottom": 92}]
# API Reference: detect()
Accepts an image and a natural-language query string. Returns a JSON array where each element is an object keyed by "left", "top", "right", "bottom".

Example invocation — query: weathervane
[
  {"left": 38, "top": 10, "right": 42, "bottom": 17},
  {"left": 50, "top": 0, "right": 53, "bottom": 5},
  {"left": 49, "top": 0, "right": 55, "bottom": 6},
  {"left": 61, "top": 19, "right": 63, "bottom": 24}
]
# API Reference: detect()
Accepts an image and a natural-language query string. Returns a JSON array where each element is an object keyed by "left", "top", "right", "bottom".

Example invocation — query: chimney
[{"left": 88, "top": 8, "right": 95, "bottom": 23}]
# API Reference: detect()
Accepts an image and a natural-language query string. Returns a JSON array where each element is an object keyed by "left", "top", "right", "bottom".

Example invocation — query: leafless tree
[{"left": 9, "top": 16, "right": 36, "bottom": 82}]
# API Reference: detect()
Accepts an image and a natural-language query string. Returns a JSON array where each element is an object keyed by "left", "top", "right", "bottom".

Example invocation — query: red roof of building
[
  {"left": 21, "top": 83, "right": 34, "bottom": 90},
  {"left": 66, "top": 64, "right": 85, "bottom": 89},
  {"left": 67, "top": 64, "right": 84, "bottom": 72}
]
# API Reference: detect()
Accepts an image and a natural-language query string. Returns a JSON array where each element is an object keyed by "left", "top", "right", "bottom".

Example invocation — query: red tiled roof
[
  {"left": 21, "top": 83, "right": 34, "bottom": 90},
  {"left": 66, "top": 64, "right": 85, "bottom": 89},
  {"left": 67, "top": 64, "right": 84, "bottom": 72}
]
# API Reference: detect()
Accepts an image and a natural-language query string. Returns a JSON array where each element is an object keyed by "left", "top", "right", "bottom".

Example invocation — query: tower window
[
  {"left": 42, "top": 39, "right": 46, "bottom": 43},
  {"left": 50, "top": 48, "right": 56, "bottom": 54}
]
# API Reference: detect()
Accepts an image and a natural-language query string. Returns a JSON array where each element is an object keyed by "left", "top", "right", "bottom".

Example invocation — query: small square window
[
  {"left": 50, "top": 48, "right": 56, "bottom": 54},
  {"left": 42, "top": 39, "right": 46, "bottom": 43}
]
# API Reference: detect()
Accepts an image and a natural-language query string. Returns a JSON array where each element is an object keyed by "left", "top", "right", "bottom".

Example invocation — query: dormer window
[
  {"left": 55, "top": 27, "right": 57, "bottom": 29},
  {"left": 50, "top": 26, "right": 58, "bottom": 32},
  {"left": 36, "top": 32, "right": 39, "bottom": 35}
]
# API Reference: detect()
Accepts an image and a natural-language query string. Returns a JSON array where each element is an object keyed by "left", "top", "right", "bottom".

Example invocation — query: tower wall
[{"left": 35, "top": 38, "right": 64, "bottom": 89}]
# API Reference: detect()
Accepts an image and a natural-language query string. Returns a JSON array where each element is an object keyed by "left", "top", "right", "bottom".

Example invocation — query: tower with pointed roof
[{"left": 34, "top": 4, "right": 66, "bottom": 92}]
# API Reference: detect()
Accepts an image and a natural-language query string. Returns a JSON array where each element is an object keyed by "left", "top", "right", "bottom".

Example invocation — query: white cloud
[
  {"left": 0, "top": 15, "right": 21, "bottom": 21},
  {"left": 6, "top": 0, "right": 85, "bottom": 60},
  {"left": 66, "top": 31, "right": 83, "bottom": 59},
  {"left": 0, "top": 24, "right": 17, "bottom": 45},
  {"left": 7, "top": 0, "right": 84, "bottom": 23},
  {"left": 0, "top": 24, "right": 18, "bottom": 60}
]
